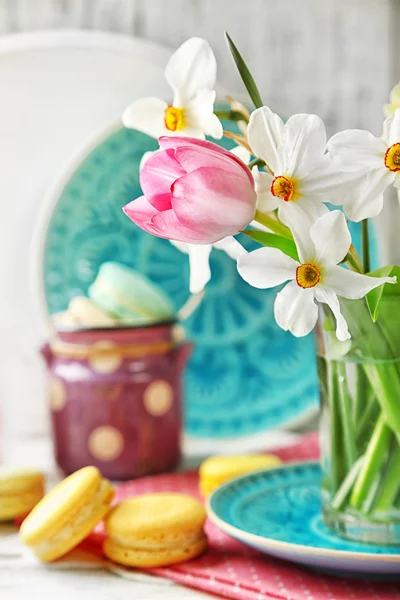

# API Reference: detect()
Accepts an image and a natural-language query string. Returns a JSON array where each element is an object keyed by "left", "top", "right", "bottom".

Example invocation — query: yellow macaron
[
  {"left": 20, "top": 466, "right": 114, "bottom": 562},
  {"left": 199, "top": 454, "right": 282, "bottom": 497},
  {"left": 103, "top": 493, "right": 207, "bottom": 568},
  {"left": 0, "top": 468, "right": 45, "bottom": 522}
]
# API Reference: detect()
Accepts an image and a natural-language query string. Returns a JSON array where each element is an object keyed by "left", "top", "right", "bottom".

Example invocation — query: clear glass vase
[{"left": 316, "top": 295, "right": 400, "bottom": 545}]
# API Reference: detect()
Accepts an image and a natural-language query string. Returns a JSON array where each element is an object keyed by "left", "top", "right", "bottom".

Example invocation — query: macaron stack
[
  {"left": 199, "top": 454, "right": 282, "bottom": 497},
  {"left": 0, "top": 469, "right": 45, "bottom": 522},
  {"left": 53, "top": 262, "right": 175, "bottom": 329}
]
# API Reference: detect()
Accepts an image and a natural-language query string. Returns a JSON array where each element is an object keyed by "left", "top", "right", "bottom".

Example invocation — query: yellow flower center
[
  {"left": 296, "top": 263, "right": 321, "bottom": 289},
  {"left": 271, "top": 176, "right": 294, "bottom": 201},
  {"left": 164, "top": 106, "right": 185, "bottom": 131},
  {"left": 384, "top": 143, "right": 400, "bottom": 172}
]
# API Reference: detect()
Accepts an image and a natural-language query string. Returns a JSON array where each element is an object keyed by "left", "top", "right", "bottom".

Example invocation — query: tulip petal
[
  {"left": 327, "top": 129, "right": 385, "bottom": 172},
  {"left": 140, "top": 149, "right": 185, "bottom": 210},
  {"left": 171, "top": 167, "right": 256, "bottom": 242},
  {"left": 237, "top": 247, "right": 298, "bottom": 289},
  {"left": 323, "top": 265, "right": 397, "bottom": 299},
  {"left": 124, "top": 197, "right": 209, "bottom": 243},
  {"left": 159, "top": 136, "right": 232, "bottom": 157},
  {"left": 310, "top": 210, "right": 351, "bottom": 266},
  {"left": 252, "top": 168, "right": 279, "bottom": 212},
  {"left": 185, "top": 90, "right": 223, "bottom": 139},
  {"left": 247, "top": 106, "right": 285, "bottom": 173},
  {"left": 315, "top": 286, "right": 350, "bottom": 341},
  {"left": 187, "top": 244, "right": 212, "bottom": 293},
  {"left": 174, "top": 145, "right": 250, "bottom": 182},
  {"left": 151, "top": 209, "right": 215, "bottom": 243},
  {"left": 283, "top": 114, "right": 326, "bottom": 178},
  {"left": 123, "top": 195, "right": 160, "bottom": 232},
  {"left": 166, "top": 38, "right": 217, "bottom": 106},
  {"left": 160, "top": 136, "right": 253, "bottom": 183},
  {"left": 122, "top": 97, "right": 168, "bottom": 138},
  {"left": 274, "top": 281, "right": 318, "bottom": 337},
  {"left": 339, "top": 168, "right": 393, "bottom": 222}
]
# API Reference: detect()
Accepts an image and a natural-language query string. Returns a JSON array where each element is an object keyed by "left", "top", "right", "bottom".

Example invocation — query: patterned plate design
[
  {"left": 208, "top": 462, "right": 400, "bottom": 575},
  {"left": 43, "top": 125, "right": 368, "bottom": 439}
]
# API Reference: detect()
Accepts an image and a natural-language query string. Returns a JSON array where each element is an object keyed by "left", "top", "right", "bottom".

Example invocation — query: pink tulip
[{"left": 123, "top": 137, "right": 257, "bottom": 244}]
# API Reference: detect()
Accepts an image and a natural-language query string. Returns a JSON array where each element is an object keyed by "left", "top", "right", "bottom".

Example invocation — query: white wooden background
[{"left": 0, "top": 0, "right": 399, "bottom": 136}]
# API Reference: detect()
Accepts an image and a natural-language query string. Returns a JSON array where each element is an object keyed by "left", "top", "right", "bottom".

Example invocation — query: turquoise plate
[
  {"left": 207, "top": 462, "right": 400, "bottom": 575},
  {"left": 40, "top": 123, "right": 370, "bottom": 440}
]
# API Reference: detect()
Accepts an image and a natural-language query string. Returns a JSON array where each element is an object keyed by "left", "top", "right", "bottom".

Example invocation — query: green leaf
[
  {"left": 365, "top": 265, "right": 400, "bottom": 322},
  {"left": 225, "top": 33, "right": 264, "bottom": 109},
  {"left": 242, "top": 229, "right": 299, "bottom": 261}
]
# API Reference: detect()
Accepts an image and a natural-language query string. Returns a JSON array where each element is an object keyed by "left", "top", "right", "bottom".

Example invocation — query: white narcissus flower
[
  {"left": 327, "top": 109, "right": 400, "bottom": 221},
  {"left": 123, "top": 38, "right": 222, "bottom": 140},
  {"left": 171, "top": 237, "right": 246, "bottom": 294},
  {"left": 237, "top": 210, "right": 396, "bottom": 341},
  {"left": 247, "top": 106, "right": 347, "bottom": 223}
]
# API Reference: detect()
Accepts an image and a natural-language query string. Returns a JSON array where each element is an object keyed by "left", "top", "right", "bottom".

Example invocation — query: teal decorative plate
[
  {"left": 207, "top": 462, "right": 400, "bottom": 575},
  {"left": 38, "top": 122, "right": 368, "bottom": 440}
]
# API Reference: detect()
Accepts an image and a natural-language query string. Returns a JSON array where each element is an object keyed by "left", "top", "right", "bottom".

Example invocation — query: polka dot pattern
[
  {"left": 88, "top": 433, "right": 400, "bottom": 600},
  {"left": 88, "top": 425, "right": 124, "bottom": 461},
  {"left": 143, "top": 380, "right": 173, "bottom": 416},
  {"left": 49, "top": 378, "right": 66, "bottom": 412}
]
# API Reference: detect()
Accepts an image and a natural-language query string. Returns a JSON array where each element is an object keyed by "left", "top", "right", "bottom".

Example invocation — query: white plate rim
[{"left": 206, "top": 461, "right": 400, "bottom": 564}]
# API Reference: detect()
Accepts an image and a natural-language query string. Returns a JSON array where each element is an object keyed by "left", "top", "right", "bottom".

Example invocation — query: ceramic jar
[{"left": 41, "top": 323, "right": 192, "bottom": 480}]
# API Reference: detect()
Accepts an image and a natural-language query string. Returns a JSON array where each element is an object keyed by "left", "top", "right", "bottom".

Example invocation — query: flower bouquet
[{"left": 121, "top": 35, "right": 400, "bottom": 544}]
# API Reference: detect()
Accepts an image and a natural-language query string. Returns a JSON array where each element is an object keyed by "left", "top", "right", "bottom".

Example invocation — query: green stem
[
  {"left": 248, "top": 157, "right": 265, "bottom": 170},
  {"left": 350, "top": 414, "right": 391, "bottom": 510},
  {"left": 361, "top": 219, "right": 371, "bottom": 273},
  {"left": 214, "top": 109, "right": 249, "bottom": 123},
  {"left": 254, "top": 210, "right": 292, "bottom": 239},
  {"left": 336, "top": 362, "right": 358, "bottom": 471},
  {"left": 353, "top": 368, "right": 370, "bottom": 426},
  {"left": 356, "top": 394, "right": 379, "bottom": 451},
  {"left": 373, "top": 443, "right": 400, "bottom": 512},
  {"left": 331, "top": 457, "right": 364, "bottom": 511},
  {"left": 344, "top": 245, "right": 364, "bottom": 274},
  {"left": 327, "top": 360, "right": 345, "bottom": 491}
]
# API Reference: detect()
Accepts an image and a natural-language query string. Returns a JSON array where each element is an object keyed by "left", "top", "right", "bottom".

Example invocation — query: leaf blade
[
  {"left": 242, "top": 229, "right": 299, "bottom": 261},
  {"left": 225, "top": 32, "right": 264, "bottom": 109},
  {"left": 365, "top": 265, "right": 400, "bottom": 322}
]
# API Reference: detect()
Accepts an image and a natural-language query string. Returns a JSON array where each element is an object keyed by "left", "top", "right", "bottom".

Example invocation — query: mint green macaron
[{"left": 88, "top": 262, "right": 175, "bottom": 326}]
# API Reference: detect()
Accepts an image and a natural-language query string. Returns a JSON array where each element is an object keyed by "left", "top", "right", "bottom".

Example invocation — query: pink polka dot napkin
[{"left": 90, "top": 433, "right": 400, "bottom": 600}]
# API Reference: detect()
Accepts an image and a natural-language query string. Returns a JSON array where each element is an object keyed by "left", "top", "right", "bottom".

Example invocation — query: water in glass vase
[{"left": 317, "top": 296, "right": 400, "bottom": 545}]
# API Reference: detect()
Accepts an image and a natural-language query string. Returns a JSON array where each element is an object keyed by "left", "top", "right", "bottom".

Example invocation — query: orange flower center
[
  {"left": 384, "top": 143, "right": 400, "bottom": 171},
  {"left": 164, "top": 106, "right": 185, "bottom": 131},
  {"left": 271, "top": 176, "right": 294, "bottom": 201},
  {"left": 296, "top": 263, "right": 321, "bottom": 289}
]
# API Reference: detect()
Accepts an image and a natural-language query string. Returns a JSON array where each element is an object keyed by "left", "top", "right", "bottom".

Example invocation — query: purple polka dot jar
[{"left": 41, "top": 323, "right": 192, "bottom": 480}]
